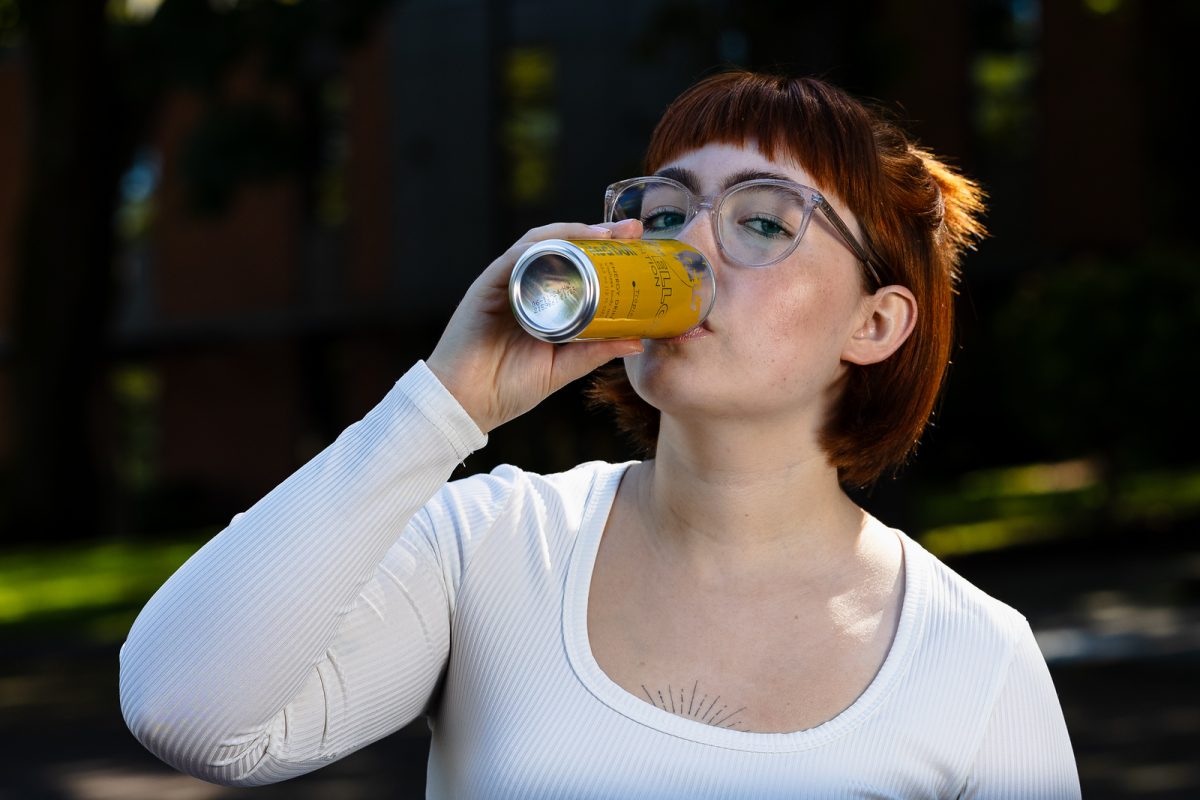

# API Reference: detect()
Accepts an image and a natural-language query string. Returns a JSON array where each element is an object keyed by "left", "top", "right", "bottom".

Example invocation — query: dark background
[{"left": 1, "top": 0, "right": 1197, "bottom": 797}]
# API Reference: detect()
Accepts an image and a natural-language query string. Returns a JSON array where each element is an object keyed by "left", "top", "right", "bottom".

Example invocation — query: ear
[{"left": 842, "top": 285, "right": 918, "bottom": 366}]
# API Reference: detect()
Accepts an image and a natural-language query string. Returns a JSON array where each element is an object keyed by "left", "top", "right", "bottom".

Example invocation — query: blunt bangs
[{"left": 643, "top": 73, "right": 882, "bottom": 220}]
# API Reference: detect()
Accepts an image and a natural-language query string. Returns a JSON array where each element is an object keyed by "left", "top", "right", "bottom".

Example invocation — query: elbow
[{"left": 118, "top": 642, "right": 279, "bottom": 787}]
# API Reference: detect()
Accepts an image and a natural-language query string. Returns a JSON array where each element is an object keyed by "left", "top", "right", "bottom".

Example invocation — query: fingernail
[{"left": 588, "top": 225, "right": 613, "bottom": 236}]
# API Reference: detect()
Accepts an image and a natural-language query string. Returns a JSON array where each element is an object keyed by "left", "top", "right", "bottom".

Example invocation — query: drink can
[{"left": 508, "top": 239, "right": 716, "bottom": 343}]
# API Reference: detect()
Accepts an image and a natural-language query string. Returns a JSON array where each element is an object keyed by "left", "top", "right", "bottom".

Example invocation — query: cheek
[
  {"left": 624, "top": 270, "right": 863, "bottom": 412},
  {"left": 729, "top": 281, "right": 864, "bottom": 407},
  {"left": 733, "top": 281, "right": 849, "bottom": 373}
]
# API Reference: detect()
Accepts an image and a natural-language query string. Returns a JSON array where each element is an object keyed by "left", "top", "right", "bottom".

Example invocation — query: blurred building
[{"left": 0, "top": 0, "right": 1167, "bottom": 534}]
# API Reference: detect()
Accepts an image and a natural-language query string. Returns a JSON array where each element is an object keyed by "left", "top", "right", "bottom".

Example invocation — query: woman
[{"left": 120, "top": 72, "right": 1081, "bottom": 798}]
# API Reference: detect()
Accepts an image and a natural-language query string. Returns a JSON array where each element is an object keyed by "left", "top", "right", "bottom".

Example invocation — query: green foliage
[
  {"left": 0, "top": 533, "right": 212, "bottom": 642},
  {"left": 993, "top": 247, "right": 1200, "bottom": 471},
  {"left": 0, "top": 0, "right": 21, "bottom": 50},
  {"left": 914, "top": 462, "right": 1200, "bottom": 558},
  {"left": 110, "top": 0, "right": 394, "bottom": 91},
  {"left": 2, "top": 0, "right": 403, "bottom": 545},
  {"left": 180, "top": 102, "right": 304, "bottom": 214},
  {"left": 106, "top": 0, "right": 400, "bottom": 213},
  {"left": 972, "top": 51, "right": 1036, "bottom": 158}
]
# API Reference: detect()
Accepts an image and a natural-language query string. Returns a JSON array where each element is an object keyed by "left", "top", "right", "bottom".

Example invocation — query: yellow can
[{"left": 509, "top": 239, "right": 716, "bottom": 342}]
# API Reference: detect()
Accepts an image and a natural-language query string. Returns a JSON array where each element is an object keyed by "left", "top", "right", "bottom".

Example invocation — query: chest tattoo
[{"left": 640, "top": 680, "right": 747, "bottom": 730}]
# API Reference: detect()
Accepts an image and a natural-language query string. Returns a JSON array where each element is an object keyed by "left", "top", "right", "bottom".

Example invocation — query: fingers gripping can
[{"left": 509, "top": 239, "right": 716, "bottom": 343}]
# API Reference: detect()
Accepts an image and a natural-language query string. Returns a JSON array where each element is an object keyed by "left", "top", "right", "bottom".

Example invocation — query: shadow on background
[{"left": 1, "top": 0, "right": 1197, "bottom": 797}]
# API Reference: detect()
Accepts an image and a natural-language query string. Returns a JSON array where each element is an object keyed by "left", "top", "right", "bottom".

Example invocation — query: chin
[{"left": 626, "top": 358, "right": 724, "bottom": 417}]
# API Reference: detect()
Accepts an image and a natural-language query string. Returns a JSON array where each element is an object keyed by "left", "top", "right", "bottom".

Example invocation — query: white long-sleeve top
[{"left": 119, "top": 361, "right": 1082, "bottom": 799}]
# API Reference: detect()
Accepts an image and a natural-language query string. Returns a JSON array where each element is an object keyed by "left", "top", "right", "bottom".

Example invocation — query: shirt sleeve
[
  {"left": 959, "top": 618, "right": 1083, "bottom": 799},
  {"left": 118, "top": 361, "right": 488, "bottom": 787}
]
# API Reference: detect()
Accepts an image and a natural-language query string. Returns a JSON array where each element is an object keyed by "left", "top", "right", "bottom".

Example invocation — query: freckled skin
[
  {"left": 586, "top": 142, "right": 909, "bottom": 734},
  {"left": 623, "top": 142, "right": 871, "bottom": 432}
]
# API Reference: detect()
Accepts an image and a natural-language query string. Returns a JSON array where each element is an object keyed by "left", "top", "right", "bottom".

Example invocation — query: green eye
[
  {"left": 643, "top": 209, "right": 686, "bottom": 231},
  {"left": 744, "top": 216, "right": 789, "bottom": 238}
]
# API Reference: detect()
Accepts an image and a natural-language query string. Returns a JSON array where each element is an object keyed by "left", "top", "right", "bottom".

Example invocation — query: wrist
[{"left": 425, "top": 357, "right": 494, "bottom": 434}]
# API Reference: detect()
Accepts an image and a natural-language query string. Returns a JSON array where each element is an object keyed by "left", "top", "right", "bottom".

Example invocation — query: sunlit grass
[
  {"left": 917, "top": 462, "right": 1200, "bottom": 559},
  {"left": 2, "top": 462, "right": 1198, "bottom": 641},
  {"left": 1114, "top": 470, "right": 1200, "bottom": 524},
  {"left": 959, "top": 459, "right": 1099, "bottom": 499},
  {"left": 921, "top": 516, "right": 1062, "bottom": 559},
  {"left": 0, "top": 531, "right": 214, "bottom": 642},
  {"left": 106, "top": 0, "right": 164, "bottom": 24}
]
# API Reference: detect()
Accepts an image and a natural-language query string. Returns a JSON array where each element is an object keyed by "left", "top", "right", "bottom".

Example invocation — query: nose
[{"left": 676, "top": 204, "right": 722, "bottom": 270}]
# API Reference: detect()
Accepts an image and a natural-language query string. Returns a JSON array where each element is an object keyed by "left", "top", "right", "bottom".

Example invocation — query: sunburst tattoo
[{"left": 640, "top": 679, "right": 748, "bottom": 730}]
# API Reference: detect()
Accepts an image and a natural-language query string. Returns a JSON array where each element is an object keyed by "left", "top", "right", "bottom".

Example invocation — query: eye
[
  {"left": 642, "top": 207, "right": 687, "bottom": 231},
  {"left": 741, "top": 214, "right": 792, "bottom": 238}
]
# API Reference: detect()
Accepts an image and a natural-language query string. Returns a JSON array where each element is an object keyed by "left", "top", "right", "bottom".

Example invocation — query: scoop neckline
[{"left": 561, "top": 461, "right": 931, "bottom": 753}]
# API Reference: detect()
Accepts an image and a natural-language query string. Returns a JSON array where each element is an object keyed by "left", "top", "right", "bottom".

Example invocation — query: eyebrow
[{"left": 653, "top": 166, "right": 797, "bottom": 193}]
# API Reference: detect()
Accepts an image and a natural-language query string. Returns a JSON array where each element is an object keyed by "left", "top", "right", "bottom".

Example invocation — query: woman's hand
[{"left": 427, "top": 219, "right": 645, "bottom": 434}]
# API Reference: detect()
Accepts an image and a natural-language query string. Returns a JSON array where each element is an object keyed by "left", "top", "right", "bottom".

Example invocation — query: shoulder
[
  {"left": 427, "top": 459, "right": 631, "bottom": 524},
  {"left": 893, "top": 529, "right": 1036, "bottom": 696},
  {"left": 880, "top": 531, "right": 1079, "bottom": 795},
  {"left": 874, "top": 529, "right": 1051, "bottom": 751},
  {"left": 411, "top": 460, "right": 633, "bottom": 611},
  {"left": 905, "top": 531, "right": 1028, "bottom": 638},
  {"left": 417, "top": 459, "right": 633, "bottom": 565}
]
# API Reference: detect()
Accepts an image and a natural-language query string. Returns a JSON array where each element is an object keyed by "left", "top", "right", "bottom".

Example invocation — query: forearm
[{"left": 118, "top": 361, "right": 485, "bottom": 784}]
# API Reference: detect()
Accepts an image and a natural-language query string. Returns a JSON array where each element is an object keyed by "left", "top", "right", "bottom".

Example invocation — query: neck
[{"left": 630, "top": 411, "right": 868, "bottom": 583}]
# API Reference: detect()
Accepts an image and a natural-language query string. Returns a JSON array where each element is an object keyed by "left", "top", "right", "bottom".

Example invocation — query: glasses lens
[
  {"left": 611, "top": 180, "right": 691, "bottom": 239},
  {"left": 718, "top": 184, "right": 812, "bottom": 267}
]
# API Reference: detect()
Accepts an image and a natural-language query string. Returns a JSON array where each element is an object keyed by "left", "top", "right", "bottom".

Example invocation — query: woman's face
[{"left": 622, "top": 141, "right": 879, "bottom": 428}]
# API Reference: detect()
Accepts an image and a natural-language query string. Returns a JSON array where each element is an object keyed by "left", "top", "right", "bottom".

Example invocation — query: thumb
[{"left": 549, "top": 339, "right": 644, "bottom": 391}]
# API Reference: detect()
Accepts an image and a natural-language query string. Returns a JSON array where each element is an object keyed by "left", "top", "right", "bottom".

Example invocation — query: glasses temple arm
[{"left": 816, "top": 199, "right": 885, "bottom": 288}]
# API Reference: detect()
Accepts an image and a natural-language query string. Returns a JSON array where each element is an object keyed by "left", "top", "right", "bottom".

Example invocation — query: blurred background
[{"left": 1, "top": 0, "right": 1197, "bottom": 797}]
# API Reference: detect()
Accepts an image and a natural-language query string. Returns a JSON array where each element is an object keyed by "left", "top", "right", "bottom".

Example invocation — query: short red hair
[{"left": 587, "top": 71, "right": 986, "bottom": 488}]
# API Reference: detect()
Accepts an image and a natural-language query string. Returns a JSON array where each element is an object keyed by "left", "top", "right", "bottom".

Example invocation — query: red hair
[{"left": 587, "top": 71, "right": 986, "bottom": 488}]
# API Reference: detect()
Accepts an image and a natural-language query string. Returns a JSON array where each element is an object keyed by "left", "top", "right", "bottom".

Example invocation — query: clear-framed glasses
[{"left": 604, "top": 175, "right": 884, "bottom": 288}]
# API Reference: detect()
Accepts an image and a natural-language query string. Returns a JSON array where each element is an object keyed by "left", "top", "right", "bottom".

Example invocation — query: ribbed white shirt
[{"left": 119, "top": 361, "right": 1082, "bottom": 798}]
